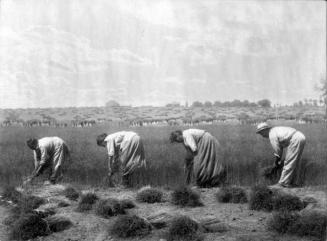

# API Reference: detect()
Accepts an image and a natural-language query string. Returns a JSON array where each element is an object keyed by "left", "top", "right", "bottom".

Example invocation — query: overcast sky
[{"left": 0, "top": 0, "right": 325, "bottom": 108}]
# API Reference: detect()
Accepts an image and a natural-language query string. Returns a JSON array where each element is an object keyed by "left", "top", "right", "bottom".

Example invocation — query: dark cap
[
  {"left": 96, "top": 133, "right": 107, "bottom": 146},
  {"left": 26, "top": 138, "right": 38, "bottom": 149},
  {"left": 169, "top": 130, "right": 183, "bottom": 143}
]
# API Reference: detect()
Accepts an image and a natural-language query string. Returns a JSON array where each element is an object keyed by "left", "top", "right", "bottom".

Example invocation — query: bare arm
[
  {"left": 184, "top": 147, "right": 194, "bottom": 185},
  {"left": 108, "top": 155, "right": 115, "bottom": 176},
  {"left": 269, "top": 134, "right": 283, "bottom": 159},
  {"left": 184, "top": 133, "right": 198, "bottom": 154},
  {"left": 31, "top": 164, "right": 46, "bottom": 178},
  {"left": 24, "top": 153, "right": 47, "bottom": 185},
  {"left": 104, "top": 155, "right": 116, "bottom": 187},
  {"left": 31, "top": 148, "right": 48, "bottom": 178},
  {"left": 33, "top": 151, "right": 38, "bottom": 169}
]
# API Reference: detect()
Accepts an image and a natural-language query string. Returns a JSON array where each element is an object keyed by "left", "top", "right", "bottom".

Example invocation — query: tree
[
  {"left": 106, "top": 100, "right": 120, "bottom": 107},
  {"left": 7, "top": 111, "right": 20, "bottom": 122},
  {"left": 313, "top": 99, "right": 318, "bottom": 106},
  {"left": 231, "top": 99, "right": 242, "bottom": 107},
  {"left": 204, "top": 101, "right": 212, "bottom": 108},
  {"left": 166, "top": 102, "right": 181, "bottom": 108},
  {"left": 223, "top": 101, "right": 232, "bottom": 107},
  {"left": 257, "top": 99, "right": 271, "bottom": 108},
  {"left": 242, "top": 100, "right": 250, "bottom": 107},
  {"left": 191, "top": 101, "right": 203, "bottom": 108},
  {"left": 318, "top": 78, "right": 327, "bottom": 117},
  {"left": 237, "top": 112, "right": 250, "bottom": 124},
  {"left": 213, "top": 101, "right": 222, "bottom": 107},
  {"left": 319, "top": 98, "right": 324, "bottom": 106}
]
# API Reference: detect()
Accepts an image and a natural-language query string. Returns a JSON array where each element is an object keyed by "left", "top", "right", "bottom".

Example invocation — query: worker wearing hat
[{"left": 256, "top": 123, "right": 306, "bottom": 188}]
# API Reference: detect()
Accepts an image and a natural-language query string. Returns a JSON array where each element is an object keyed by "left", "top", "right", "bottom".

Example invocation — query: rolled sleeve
[
  {"left": 39, "top": 148, "right": 49, "bottom": 165},
  {"left": 33, "top": 151, "right": 38, "bottom": 168},
  {"left": 184, "top": 133, "right": 197, "bottom": 152},
  {"left": 106, "top": 139, "right": 115, "bottom": 157},
  {"left": 269, "top": 137, "right": 282, "bottom": 158}
]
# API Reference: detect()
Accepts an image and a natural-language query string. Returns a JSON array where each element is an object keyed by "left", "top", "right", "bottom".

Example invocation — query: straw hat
[{"left": 256, "top": 122, "right": 271, "bottom": 133}]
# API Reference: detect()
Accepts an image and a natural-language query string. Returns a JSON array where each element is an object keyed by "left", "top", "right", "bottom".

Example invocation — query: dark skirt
[
  {"left": 193, "top": 132, "right": 225, "bottom": 187},
  {"left": 120, "top": 135, "right": 146, "bottom": 176}
]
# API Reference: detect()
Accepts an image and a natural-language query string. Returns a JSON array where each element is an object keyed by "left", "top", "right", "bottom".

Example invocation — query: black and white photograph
[{"left": 0, "top": 0, "right": 326, "bottom": 240}]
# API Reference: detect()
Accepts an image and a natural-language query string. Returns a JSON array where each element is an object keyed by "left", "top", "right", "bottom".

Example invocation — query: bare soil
[{"left": 0, "top": 184, "right": 326, "bottom": 241}]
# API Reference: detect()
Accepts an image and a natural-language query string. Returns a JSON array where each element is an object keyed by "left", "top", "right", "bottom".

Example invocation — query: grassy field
[{"left": 0, "top": 123, "right": 327, "bottom": 187}]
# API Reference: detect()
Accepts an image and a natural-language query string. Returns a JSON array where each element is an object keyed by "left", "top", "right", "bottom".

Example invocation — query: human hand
[
  {"left": 108, "top": 169, "right": 114, "bottom": 178},
  {"left": 107, "top": 172, "right": 115, "bottom": 187},
  {"left": 23, "top": 176, "right": 32, "bottom": 186},
  {"left": 275, "top": 157, "right": 282, "bottom": 168}
]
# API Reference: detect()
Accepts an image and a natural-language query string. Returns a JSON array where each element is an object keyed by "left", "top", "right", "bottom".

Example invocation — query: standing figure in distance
[
  {"left": 256, "top": 122, "right": 306, "bottom": 188},
  {"left": 96, "top": 131, "right": 146, "bottom": 187},
  {"left": 25, "top": 136, "right": 70, "bottom": 185},
  {"left": 170, "top": 129, "right": 225, "bottom": 188}
]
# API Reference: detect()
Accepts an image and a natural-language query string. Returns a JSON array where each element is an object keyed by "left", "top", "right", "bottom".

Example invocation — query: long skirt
[
  {"left": 49, "top": 143, "right": 70, "bottom": 183},
  {"left": 279, "top": 131, "right": 306, "bottom": 186},
  {"left": 120, "top": 135, "right": 146, "bottom": 179},
  {"left": 193, "top": 132, "right": 225, "bottom": 187}
]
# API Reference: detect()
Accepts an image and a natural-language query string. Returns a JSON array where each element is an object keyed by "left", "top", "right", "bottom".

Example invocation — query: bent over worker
[
  {"left": 96, "top": 131, "right": 146, "bottom": 187},
  {"left": 170, "top": 129, "right": 225, "bottom": 187},
  {"left": 256, "top": 122, "right": 306, "bottom": 188},
  {"left": 25, "top": 137, "right": 70, "bottom": 185}
]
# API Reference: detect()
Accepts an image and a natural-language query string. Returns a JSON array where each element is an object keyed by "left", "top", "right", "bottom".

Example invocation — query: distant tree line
[
  {"left": 106, "top": 100, "right": 120, "bottom": 107},
  {"left": 314, "top": 78, "right": 327, "bottom": 117},
  {"left": 293, "top": 99, "right": 324, "bottom": 107},
  {"left": 322, "top": 79, "right": 327, "bottom": 117},
  {"left": 187, "top": 99, "right": 271, "bottom": 108},
  {"left": 106, "top": 78, "right": 327, "bottom": 117}
]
